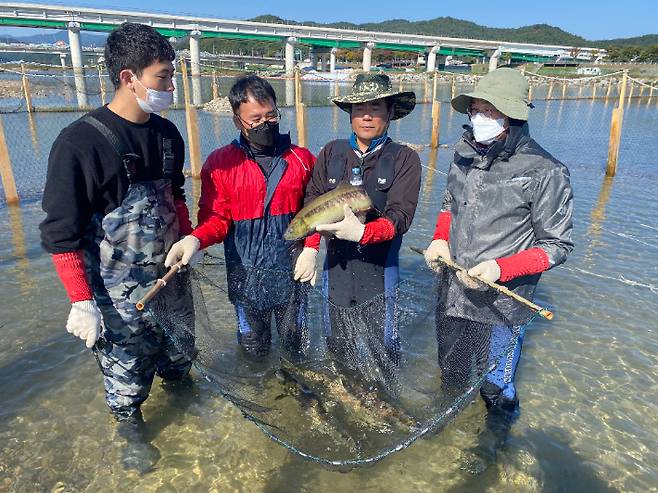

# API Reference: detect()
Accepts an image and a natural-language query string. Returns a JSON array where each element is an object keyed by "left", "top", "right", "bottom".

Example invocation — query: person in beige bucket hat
[{"left": 424, "top": 67, "right": 574, "bottom": 417}]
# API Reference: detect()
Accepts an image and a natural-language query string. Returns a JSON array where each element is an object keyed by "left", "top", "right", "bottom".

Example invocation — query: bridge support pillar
[
  {"left": 67, "top": 22, "right": 88, "bottom": 109},
  {"left": 330, "top": 48, "right": 337, "bottom": 73},
  {"left": 309, "top": 47, "right": 317, "bottom": 71},
  {"left": 285, "top": 37, "right": 297, "bottom": 78},
  {"left": 488, "top": 48, "right": 502, "bottom": 72},
  {"left": 363, "top": 42, "right": 375, "bottom": 72},
  {"left": 189, "top": 30, "right": 202, "bottom": 105},
  {"left": 426, "top": 45, "right": 440, "bottom": 72}
]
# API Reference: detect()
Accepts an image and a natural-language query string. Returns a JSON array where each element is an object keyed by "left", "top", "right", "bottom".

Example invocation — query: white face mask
[
  {"left": 470, "top": 112, "right": 506, "bottom": 144},
  {"left": 132, "top": 74, "right": 173, "bottom": 113}
]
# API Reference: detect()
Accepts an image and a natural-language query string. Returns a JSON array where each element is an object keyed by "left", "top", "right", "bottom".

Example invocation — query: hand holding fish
[{"left": 316, "top": 205, "right": 366, "bottom": 243}]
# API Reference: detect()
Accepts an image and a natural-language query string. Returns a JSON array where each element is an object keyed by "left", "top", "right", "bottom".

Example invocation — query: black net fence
[{"left": 146, "top": 248, "right": 539, "bottom": 468}]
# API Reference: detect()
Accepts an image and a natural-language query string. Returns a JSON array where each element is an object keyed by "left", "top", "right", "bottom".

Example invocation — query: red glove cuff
[
  {"left": 174, "top": 199, "right": 193, "bottom": 236},
  {"left": 52, "top": 251, "right": 93, "bottom": 303},
  {"left": 304, "top": 232, "right": 321, "bottom": 251},
  {"left": 496, "top": 247, "right": 550, "bottom": 282},
  {"left": 432, "top": 211, "right": 451, "bottom": 241},
  {"left": 360, "top": 218, "right": 396, "bottom": 245}
]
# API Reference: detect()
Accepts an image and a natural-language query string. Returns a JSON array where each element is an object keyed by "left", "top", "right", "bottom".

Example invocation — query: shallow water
[{"left": 1, "top": 95, "right": 657, "bottom": 492}]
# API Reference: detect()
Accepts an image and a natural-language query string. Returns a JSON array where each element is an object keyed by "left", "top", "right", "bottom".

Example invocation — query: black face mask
[{"left": 246, "top": 121, "right": 279, "bottom": 149}]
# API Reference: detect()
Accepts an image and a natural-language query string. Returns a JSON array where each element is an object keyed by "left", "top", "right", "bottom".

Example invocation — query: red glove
[
  {"left": 496, "top": 247, "right": 550, "bottom": 282},
  {"left": 52, "top": 251, "right": 93, "bottom": 303}
]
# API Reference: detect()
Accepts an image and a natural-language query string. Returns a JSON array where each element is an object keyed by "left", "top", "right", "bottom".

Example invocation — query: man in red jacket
[{"left": 166, "top": 75, "right": 316, "bottom": 357}]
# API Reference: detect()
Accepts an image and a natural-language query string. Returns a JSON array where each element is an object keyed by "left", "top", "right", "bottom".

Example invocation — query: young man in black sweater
[{"left": 40, "top": 23, "right": 195, "bottom": 432}]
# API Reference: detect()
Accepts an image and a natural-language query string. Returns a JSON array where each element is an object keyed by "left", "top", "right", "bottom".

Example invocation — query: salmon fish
[{"left": 284, "top": 184, "right": 373, "bottom": 241}]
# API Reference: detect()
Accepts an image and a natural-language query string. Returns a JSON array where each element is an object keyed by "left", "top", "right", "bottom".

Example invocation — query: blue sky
[{"left": 3, "top": 0, "right": 657, "bottom": 40}]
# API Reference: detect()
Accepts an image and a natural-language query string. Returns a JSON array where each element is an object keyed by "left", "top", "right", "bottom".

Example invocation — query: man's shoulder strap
[
  {"left": 326, "top": 139, "right": 352, "bottom": 190},
  {"left": 375, "top": 140, "right": 402, "bottom": 191}
]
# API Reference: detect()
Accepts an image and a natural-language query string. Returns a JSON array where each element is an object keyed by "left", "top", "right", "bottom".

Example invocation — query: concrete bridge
[{"left": 0, "top": 2, "right": 605, "bottom": 107}]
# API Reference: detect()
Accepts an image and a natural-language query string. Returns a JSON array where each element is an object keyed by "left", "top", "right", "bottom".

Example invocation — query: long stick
[
  {"left": 409, "top": 246, "right": 554, "bottom": 320},
  {"left": 136, "top": 261, "right": 184, "bottom": 311}
]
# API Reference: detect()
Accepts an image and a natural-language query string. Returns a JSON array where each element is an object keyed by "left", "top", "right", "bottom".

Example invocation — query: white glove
[
  {"left": 424, "top": 239, "right": 451, "bottom": 268},
  {"left": 66, "top": 299, "right": 102, "bottom": 349},
  {"left": 294, "top": 247, "right": 318, "bottom": 286},
  {"left": 165, "top": 235, "right": 201, "bottom": 267},
  {"left": 467, "top": 259, "right": 501, "bottom": 283},
  {"left": 315, "top": 205, "right": 365, "bottom": 243}
]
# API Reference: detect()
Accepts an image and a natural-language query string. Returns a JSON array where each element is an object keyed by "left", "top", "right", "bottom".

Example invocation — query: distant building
[{"left": 576, "top": 66, "right": 602, "bottom": 76}]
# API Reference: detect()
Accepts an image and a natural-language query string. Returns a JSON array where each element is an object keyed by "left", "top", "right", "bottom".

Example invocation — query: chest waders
[
  {"left": 82, "top": 116, "right": 194, "bottom": 419},
  {"left": 230, "top": 152, "right": 309, "bottom": 358},
  {"left": 322, "top": 140, "right": 403, "bottom": 370}
]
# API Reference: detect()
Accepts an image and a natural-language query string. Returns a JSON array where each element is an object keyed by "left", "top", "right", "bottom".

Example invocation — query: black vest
[{"left": 325, "top": 139, "right": 401, "bottom": 215}]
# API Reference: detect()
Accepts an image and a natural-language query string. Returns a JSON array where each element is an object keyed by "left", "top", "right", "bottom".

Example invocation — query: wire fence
[{"left": 0, "top": 64, "right": 655, "bottom": 207}]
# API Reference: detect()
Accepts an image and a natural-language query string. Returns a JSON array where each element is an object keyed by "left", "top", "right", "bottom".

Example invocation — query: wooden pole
[
  {"left": 577, "top": 79, "right": 583, "bottom": 98},
  {"left": 605, "top": 80, "right": 613, "bottom": 100},
  {"left": 180, "top": 58, "right": 201, "bottom": 178},
  {"left": 648, "top": 83, "right": 654, "bottom": 104},
  {"left": 20, "top": 63, "right": 32, "bottom": 113},
  {"left": 591, "top": 81, "right": 597, "bottom": 100},
  {"left": 211, "top": 70, "right": 218, "bottom": 100},
  {"left": 626, "top": 79, "right": 634, "bottom": 105},
  {"left": 97, "top": 64, "right": 106, "bottom": 106},
  {"left": 562, "top": 80, "right": 567, "bottom": 99},
  {"left": 547, "top": 81, "right": 554, "bottom": 100},
  {"left": 432, "top": 70, "right": 438, "bottom": 103},
  {"left": 296, "top": 102, "right": 307, "bottom": 148},
  {"left": 0, "top": 114, "right": 19, "bottom": 205},
  {"left": 451, "top": 74, "right": 457, "bottom": 100},
  {"left": 398, "top": 77, "right": 403, "bottom": 92},
  {"left": 409, "top": 246, "right": 554, "bottom": 320},
  {"left": 527, "top": 82, "right": 533, "bottom": 103},
  {"left": 606, "top": 70, "right": 628, "bottom": 177},
  {"left": 430, "top": 100, "right": 441, "bottom": 148},
  {"left": 136, "top": 261, "right": 184, "bottom": 310},
  {"left": 294, "top": 67, "right": 302, "bottom": 106}
]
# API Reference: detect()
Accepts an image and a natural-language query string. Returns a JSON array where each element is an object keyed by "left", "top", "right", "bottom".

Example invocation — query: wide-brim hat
[
  {"left": 451, "top": 67, "right": 531, "bottom": 121},
  {"left": 332, "top": 73, "right": 416, "bottom": 120}
]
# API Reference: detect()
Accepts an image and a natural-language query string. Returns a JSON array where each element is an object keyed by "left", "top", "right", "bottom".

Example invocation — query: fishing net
[{"left": 147, "top": 247, "right": 540, "bottom": 467}]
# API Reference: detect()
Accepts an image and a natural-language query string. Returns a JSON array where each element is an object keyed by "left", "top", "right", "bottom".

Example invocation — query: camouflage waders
[{"left": 81, "top": 116, "right": 194, "bottom": 419}]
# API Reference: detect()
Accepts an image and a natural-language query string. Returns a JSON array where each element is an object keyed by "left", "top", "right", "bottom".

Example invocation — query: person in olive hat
[
  {"left": 295, "top": 73, "right": 421, "bottom": 367},
  {"left": 424, "top": 67, "right": 574, "bottom": 415}
]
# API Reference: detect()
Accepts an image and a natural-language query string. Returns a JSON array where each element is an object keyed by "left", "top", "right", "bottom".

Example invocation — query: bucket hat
[
  {"left": 451, "top": 68, "right": 531, "bottom": 120},
  {"left": 332, "top": 73, "right": 416, "bottom": 120}
]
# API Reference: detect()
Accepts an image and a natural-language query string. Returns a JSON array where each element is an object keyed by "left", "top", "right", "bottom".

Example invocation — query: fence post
[
  {"left": 432, "top": 71, "right": 438, "bottom": 103},
  {"left": 430, "top": 100, "right": 441, "bottom": 148},
  {"left": 605, "top": 79, "right": 613, "bottom": 100},
  {"left": 527, "top": 82, "right": 533, "bottom": 103},
  {"left": 606, "top": 70, "right": 628, "bottom": 177},
  {"left": 97, "top": 64, "right": 106, "bottom": 106},
  {"left": 626, "top": 79, "right": 634, "bottom": 105},
  {"left": 294, "top": 67, "right": 302, "bottom": 106},
  {"left": 212, "top": 70, "right": 218, "bottom": 100},
  {"left": 180, "top": 58, "right": 201, "bottom": 178},
  {"left": 296, "top": 102, "right": 307, "bottom": 148},
  {"left": 20, "top": 63, "right": 33, "bottom": 113},
  {"left": 561, "top": 80, "right": 567, "bottom": 99},
  {"left": 547, "top": 81, "right": 554, "bottom": 100},
  {"left": 0, "top": 114, "right": 19, "bottom": 205}
]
